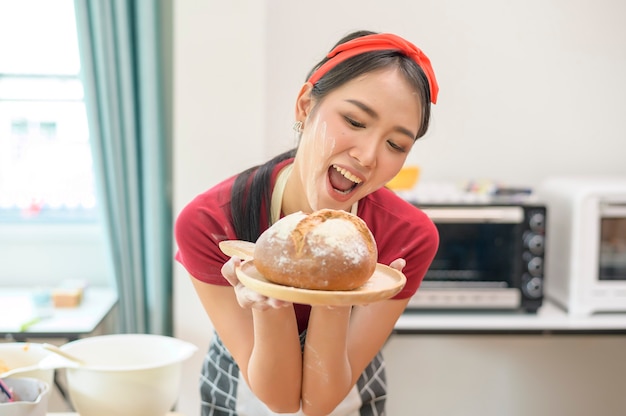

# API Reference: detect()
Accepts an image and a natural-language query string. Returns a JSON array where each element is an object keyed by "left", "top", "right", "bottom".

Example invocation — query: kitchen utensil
[
  {"left": 59, "top": 334, "right": 197, "bottom": 416},
  {"left": 0, "top": 378, "right": 14, "bottom": 402},
  {"left": 42, "top": 343, "right": 85, "bottom": 366},
  {"left": 236, "top": 261, "right": 406, "bottom": 305}
]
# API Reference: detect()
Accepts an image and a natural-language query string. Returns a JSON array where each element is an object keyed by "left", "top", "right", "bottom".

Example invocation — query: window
[
  {"left": 0, "top": 0, "right": 97, "bottom": 222},
  {"left": 0, "top": 0, "right": 111, "bottom": 287}
]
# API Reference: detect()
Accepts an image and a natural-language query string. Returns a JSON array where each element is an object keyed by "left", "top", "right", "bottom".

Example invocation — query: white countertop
[
  {"left": 0, "top": 287, "right": 118, "bottom": 339},
  {"left": 395, "top": 299, "right": 626, "bottom": 333}
]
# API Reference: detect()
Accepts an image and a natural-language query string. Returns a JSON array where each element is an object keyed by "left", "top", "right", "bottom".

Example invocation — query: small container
[
  {"left": 386, "top": 166, "right": 420, "bottom": 191},
  {"left": 0, "top": 377, "right": 50, "bottom": 416}
]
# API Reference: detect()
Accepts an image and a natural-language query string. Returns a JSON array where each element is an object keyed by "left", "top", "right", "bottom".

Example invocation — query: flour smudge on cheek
[{"left": 301, "top": 117, "right": 334, "bottom": 211}]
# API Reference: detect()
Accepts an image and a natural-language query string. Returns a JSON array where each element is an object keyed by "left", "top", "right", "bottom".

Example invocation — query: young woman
[{"left": 175, "top": 30, "right": 440, "bottom": 416}]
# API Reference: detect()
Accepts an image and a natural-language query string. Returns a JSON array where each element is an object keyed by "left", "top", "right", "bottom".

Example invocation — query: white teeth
[{"left": 333, "top": 165, "right": 362, "bottom": 184}]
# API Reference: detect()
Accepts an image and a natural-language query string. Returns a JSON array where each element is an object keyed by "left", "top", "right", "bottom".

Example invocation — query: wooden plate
[
  {"left": 219, "top": 240, "right": 255, "bottom": 261},
  {"left": 235, "top": 261, "right": 406, "bottom": 306}
]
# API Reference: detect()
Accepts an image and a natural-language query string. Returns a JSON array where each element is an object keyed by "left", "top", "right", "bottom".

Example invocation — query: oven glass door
[
  {"left": 422, "top": 207, "right": 524, "bottom": 288},
  {"left": 599, "top": 203, "right": 626, "bottom": 281}
]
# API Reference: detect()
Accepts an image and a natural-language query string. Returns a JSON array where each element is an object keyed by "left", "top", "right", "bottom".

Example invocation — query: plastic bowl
[
  {"left": 0, "top": 343, "right": 54, "bottom": 387},
  {"left": 59, "top": 334, "right": 197, "bottom": 416},
  {"left": 0, "top": 377, "right": 50, "bottom": 416}
]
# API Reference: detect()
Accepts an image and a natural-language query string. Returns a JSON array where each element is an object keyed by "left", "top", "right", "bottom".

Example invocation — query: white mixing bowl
[
  {"left": 0, "top": 342, "right": 54, "bottom": 387},
  {"left": 58, "top": 334, "right": 197, "bottom": 416}
]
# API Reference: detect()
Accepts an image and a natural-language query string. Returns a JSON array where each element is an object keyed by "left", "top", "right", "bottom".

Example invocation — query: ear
[{"left": 295, "top": 82, "right": 314, "bottom": 121}]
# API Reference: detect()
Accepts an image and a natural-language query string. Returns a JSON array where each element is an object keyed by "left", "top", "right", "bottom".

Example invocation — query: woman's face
[{"left": 290, "top": 67, "right": 422, "bottom": 213}]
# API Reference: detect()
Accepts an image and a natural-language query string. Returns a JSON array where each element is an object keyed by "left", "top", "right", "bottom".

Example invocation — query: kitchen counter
[
  {"left": 395, "top": 299, "right": 626, "bottom": 334},
  {"left": 0, "top": 287, "right": 118, "bottom": 341}
]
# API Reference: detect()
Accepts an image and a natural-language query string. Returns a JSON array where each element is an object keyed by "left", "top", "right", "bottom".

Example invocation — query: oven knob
[
  {"left": 527, "top": 257, "right": 543, "bottom": 276},
  {"left": 528, "top": 211, "right": 545, "bottom": 232},
  {"left": 523, "top": 275, "right": 543, "bottom": 299},
  {"left": 524, "top": 233, "right": 545, "bottom": 255}
]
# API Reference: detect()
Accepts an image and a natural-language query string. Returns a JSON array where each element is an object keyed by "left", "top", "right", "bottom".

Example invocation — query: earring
[{"left": 292, "top": 120, "right": 303, "bottom": 133}]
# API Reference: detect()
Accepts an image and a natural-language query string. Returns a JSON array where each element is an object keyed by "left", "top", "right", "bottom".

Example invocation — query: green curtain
[{"left": 73, "top": 0, "right": 172, "bottom": 335}]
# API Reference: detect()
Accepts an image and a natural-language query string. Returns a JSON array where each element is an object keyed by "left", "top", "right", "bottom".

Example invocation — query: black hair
[
  {"left": 230, "top": 30, "right": 433, "bottom": 241},
  {"left": 230, "top": 148, "right": 296, "bottom": 242},
  {"left": 305, "top": 30, "right": 432, "bottom": 139}
]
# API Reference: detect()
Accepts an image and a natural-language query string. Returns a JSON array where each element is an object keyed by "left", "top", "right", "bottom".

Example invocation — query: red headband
[{"left": 307, "top": 33, "right": 439, "bottom": 104}]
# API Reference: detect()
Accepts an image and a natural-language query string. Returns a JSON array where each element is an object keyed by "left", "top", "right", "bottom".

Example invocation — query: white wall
[
  {"left": 173, "top": 0, "right": 626, "bottom": 414},
  {"left": 264, "top": 0, "right": 626, "bottom": 186},
  {"left": 172, "top": 1, "right": 266, "bottom": 415}
]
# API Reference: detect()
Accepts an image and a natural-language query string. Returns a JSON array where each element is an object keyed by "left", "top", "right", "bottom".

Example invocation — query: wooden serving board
[
  {"left": 236, "top": 261, "right": 405, "bottom": 305},
  {"left": 220, "top": 239, "right": 407, "bottom": 305},
  {"left": 219, "top": 240, "right": 255, "bottom": 261},
  {"left": 219, "top": 240, "right": 254, "bottom": 260}
]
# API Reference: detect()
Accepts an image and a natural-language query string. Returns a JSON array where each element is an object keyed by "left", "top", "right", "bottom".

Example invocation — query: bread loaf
[{"left": 254, "top": 209, "right": 378, "bottom": 290}]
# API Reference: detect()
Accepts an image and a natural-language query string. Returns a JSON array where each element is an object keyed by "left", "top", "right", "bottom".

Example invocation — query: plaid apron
[{"left": 200, "top": 330, "right": 387, "bottom": 416}]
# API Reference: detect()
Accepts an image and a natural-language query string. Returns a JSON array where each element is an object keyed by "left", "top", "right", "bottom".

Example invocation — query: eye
[
  {"left": 387, "top": 139, "right": 408, "bottom": 153},
  {"left": 345, "top": 116, "right": 365, "bottom": 128}
]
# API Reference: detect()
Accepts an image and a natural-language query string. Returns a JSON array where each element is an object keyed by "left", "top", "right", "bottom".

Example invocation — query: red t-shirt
[{"left": 175, "top": 159, "right": 439, "bottom": 332}]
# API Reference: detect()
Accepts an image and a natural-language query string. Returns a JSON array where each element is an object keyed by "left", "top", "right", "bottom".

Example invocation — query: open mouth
[{"left": 329, "top": 164, "right": 362, "bottom": 195}]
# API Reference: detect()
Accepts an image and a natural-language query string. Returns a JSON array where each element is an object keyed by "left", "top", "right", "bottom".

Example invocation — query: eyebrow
[{"left": 345, "top": 99, "right": 417, "bottom": 140}]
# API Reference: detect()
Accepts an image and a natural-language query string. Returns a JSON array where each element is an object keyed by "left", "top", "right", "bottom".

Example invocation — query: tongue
[{"left": 329, "top": 167, "right": 356, "bottom": 192}]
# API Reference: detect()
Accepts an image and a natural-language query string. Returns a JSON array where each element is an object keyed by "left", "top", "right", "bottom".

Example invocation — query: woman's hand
[
  {"left": 221, "top": 256, "right": 292, "bottom": 310},
  {"left": 388, "top": 257, "right": 406, "bottom": 273}
]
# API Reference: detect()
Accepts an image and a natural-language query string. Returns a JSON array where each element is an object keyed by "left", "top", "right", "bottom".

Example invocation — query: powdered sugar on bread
[
  {"left": 307, "top": 219, "right": 370, "bottom": 264},
  {"left": 254, "top": 209, "right": 378, "bottom": 290}
]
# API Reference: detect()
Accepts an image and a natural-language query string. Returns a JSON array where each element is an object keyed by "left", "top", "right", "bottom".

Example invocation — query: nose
[{"left": 349, "top": 138, "right": 378, "bottom": 168}]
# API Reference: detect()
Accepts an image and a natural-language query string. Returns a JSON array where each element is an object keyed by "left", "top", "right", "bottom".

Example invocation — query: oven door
[
  {"left": 410, "top": 206, "right": 527, "bottom": 310},
  {"left": 598, "top": 202, "right": 626, "bottom": 281}
]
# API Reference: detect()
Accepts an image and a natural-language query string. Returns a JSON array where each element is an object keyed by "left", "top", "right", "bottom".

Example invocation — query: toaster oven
[
  {"left": 407, "top": 202, "right": 547, "bottom": 313},
  {"left": 536, "top": 176, "right": 626, "bottom": 316}
]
